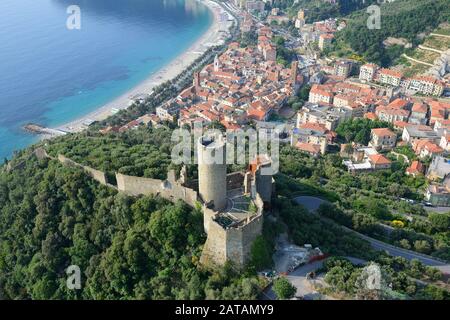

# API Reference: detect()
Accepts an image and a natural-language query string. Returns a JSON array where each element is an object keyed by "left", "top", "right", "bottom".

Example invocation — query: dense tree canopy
[
  {"left": 273, "top": 277, "right": 296, "bottom": 300},
  {"left": 335, "top": 0, "right": 450, "bottom": 65},
  {"left": 0, "top": 153, "right": 263, "bottom": 299},
  {"left": 336, "top": 118, "right": 393, "bottom": 145}
]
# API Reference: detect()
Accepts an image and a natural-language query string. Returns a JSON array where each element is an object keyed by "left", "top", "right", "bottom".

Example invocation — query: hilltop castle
[
  {"left": 35, "top": 133, "right": 274, "bottom": 268},
  {"left": 197, "top": 134, "right": 274, "bottom": 267}
]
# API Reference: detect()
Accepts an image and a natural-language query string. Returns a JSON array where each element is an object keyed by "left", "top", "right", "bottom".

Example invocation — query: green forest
[
  {"left": 1, "top": 119, "right": 449, "bottom": 298},
  {"left": 1, "top": 0, "right": 450, "bottom": 298},
  {"left": 46, "top": 127, "right": 174, "bottom": 182},
  {"left": 0, "top": 150, "right": 263, "bottom": 299},
  {"left": 270, "top": 0, "right": 378, "bottom": 22},
  {"left": 334, "top": 0, "right": 450, "bottom": 66}
]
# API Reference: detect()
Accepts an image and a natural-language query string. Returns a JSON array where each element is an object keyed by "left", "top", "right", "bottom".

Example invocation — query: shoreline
[{"left": 55, "top": 0, "right": 232, "bottom": 133}]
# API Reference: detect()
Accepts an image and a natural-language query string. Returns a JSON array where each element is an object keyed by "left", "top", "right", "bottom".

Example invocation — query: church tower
[
  {"left": 291, "top": 61, "right": 299, "bottom": 85},
  {"left": 193, "top": 71, "right": 201, "bottom": 91}
]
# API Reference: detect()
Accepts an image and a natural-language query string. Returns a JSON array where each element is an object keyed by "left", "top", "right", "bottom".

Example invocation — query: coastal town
[
  {"left": 98, "top": 0, "right": 450, "bottom": 209},
  {"left": 3, "top": 0, "right": 450, "bottom": 302},
  {"left": 74, "top": 0, "right": 449, "bottom": 299}
]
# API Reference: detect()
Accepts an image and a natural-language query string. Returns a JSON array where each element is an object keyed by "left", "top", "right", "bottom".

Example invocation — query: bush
[
  {"left": 429, "top": 213, "right": 450, "bottom": 232},
  {"left": 273, "top": 277, "right": 296, "bottom": 300},
  {"left": 250, "top": 236, "right": 273, "bottom": 270}
]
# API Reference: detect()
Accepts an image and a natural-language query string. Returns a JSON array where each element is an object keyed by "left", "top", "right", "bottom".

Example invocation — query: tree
[
  {"left": 298, "top": 85, "right": 311, "bottom": 101},
  {"left": 336, "top": 118, "right": 392, "bottom": 144},
  {"left": 354, "top": 198, "right": 392, "bottom": 220},
  {"left": 428, "top": 213, "right": 450, "bottom": 232},
  {"left": 414, "top": 240, "right": 432, "bottom": 254},
  {"left": 250, "top": 236, "right": 272, "bottom": 270},
  {"left": 273, "top": 277, "right": 296, "bottom": 300},
  {"left": 398, "top": 239, "right": 411, "bottom": 250}
]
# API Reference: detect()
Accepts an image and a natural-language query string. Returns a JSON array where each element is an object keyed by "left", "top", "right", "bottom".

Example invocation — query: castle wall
[
  {"left": 34, "top": 147, "right": 49, "bottom": 160},
  {"left": 44, "top": 151, "right": 266, "bottom": 269},
  {"left": 203, "top": 206, "right": 216, "bottom": 234},
  {"left": 58, "top": 154, "right": 107, "bottom": 186},
  {"left": 226, "top": 214, "right": 263, "bottom": 266},
  {"left": 231, "top": 194, "right": 264, "bottom": 265},
  {"left": 53, "top": 154, "right": 199, "bottom": 207},
  {"left": 116, "top": 172, "right": 198, "bottom": 207},
  {"left": 201, "top": 193, "right": 265, "bottom": 268},
  {"left": 200, "top": 217, "right": 228, "bottom": 267}
]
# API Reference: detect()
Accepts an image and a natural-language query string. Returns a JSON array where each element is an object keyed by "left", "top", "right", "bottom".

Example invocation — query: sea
[{"left": 0, "top": 0, "right": 212, "bottom": 160}]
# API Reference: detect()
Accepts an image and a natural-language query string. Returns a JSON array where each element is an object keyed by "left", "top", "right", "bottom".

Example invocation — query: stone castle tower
[
  {"left": 198, "top": 134, "right": 274, "bottom": 268},
  {"left": 197, "top": 134, "right": 227, "bottom": 211}
]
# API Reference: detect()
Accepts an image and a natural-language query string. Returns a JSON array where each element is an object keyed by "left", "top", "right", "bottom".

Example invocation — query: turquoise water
[{"left": 0, "top": 0, "right": 212, "bottom": 159}]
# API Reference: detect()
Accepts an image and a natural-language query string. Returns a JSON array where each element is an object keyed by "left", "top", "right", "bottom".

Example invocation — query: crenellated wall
[
  {"left": 200, "top": 213, "right": 229, "bottom": 267},
  {"left": 226, "top": 213, "right": 264, "bottom": 266},
  {"left": 200, "top": 193, "right": 265, "bottom": 268}
]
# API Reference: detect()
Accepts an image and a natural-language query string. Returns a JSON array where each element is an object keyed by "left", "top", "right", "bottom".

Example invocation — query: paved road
[
  {"left": 293, "top": 196, "right": 450, "bottom": 274},
  {"left": 341, "top": 225, "right": 450, "bottom": 274},
  {"left": 424, "top": 206, "right": 450, "bottom": 214}
]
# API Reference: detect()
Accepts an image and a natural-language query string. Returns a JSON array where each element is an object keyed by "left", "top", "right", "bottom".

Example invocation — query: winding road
[{"left": 293, "top": 196, "right": 450, "bottom": 275}]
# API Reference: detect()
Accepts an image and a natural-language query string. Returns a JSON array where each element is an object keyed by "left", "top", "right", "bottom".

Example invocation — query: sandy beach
[{"left": 56, "top": 0, "right": 234, "bottom": 133}]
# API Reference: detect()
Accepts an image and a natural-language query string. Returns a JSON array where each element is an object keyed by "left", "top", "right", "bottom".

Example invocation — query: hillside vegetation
[
  {"left": 334, "top": 0, "right": 450, "bottom": 66},
  {"left": 0, "top": 141, "right": 263, "bottom": 300},
  {"left": 273, "top": 0, "right": 378, "bottom": 22}
]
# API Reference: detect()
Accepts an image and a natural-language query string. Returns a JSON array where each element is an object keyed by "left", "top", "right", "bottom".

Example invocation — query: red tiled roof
[
  {"left": 412, "top": 102, "right": 428, "bottom": 113},
  {"left": 371, "top": 128, "right": 395, "bottom": 137},
  {"left": 310, "top": 84, "right": 333, "bottom": 98},
  {"left": 388, "top": 98, "right": 409, "bottom": 109},
  {"left": 369, "top": 154, "right": 391, "bottom": 165},
  {"left": 413, "top": 140, "right": 444, "bottom": 154},
  {"left": 320, "top": 33, "right": 334, "bottom": 40},
  {"left": 364, "top": 112, "right": 378, "bottom": 120},
  {"left": 376, "top": 107, "right": 410, "bottom": 117},
  {"left": 406, "top": 161, "right": 424, "bottom": 175},
  {"left": 247, "top": 106, "right": 269, "bottom": 121},
  {"left": 393, "top": 121, "right": 409, "bottom": 129},
  {"left": 220, "top": 120, "right": 240, "bottom": 131},
  {"left": 299, "top": 122, "right": 328, "bottom": 133},
  {"left": 379, "top": 68, "right": 402, "bottom": 79},
  {"left": 295, "top": 142, "right": 321, "bottom": 155},
  {"left": 361, "top": 63, "right": 378, "bottom": 70}
]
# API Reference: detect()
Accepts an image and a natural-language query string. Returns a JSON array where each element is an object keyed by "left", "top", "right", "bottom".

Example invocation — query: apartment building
[
  {"left": 370, "top": 128, "right": 397, "bottom": 150},
  {"left": 359, "top": 64, "right": 379, "bottom": 82}
]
